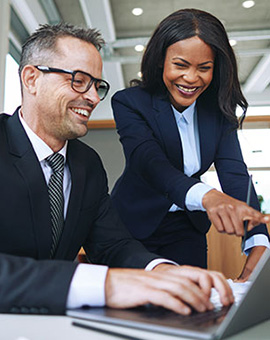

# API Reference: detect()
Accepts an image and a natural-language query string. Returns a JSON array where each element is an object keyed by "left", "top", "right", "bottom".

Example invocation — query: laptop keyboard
[{"left": 132, "top": 279, "right": 251, "bottom": 328}]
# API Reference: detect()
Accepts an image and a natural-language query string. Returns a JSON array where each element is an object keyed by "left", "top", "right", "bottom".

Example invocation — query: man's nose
[{"left": 82, "top": 84, "right": 101, "bottom": 105}]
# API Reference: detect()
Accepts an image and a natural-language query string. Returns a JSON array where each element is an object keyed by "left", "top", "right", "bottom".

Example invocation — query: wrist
[
  {"left": 153, "top": 263, "right": 177, "bottom": 272},
  {"left": 202, "top": 189, "right": 219, "bottom": 209}
]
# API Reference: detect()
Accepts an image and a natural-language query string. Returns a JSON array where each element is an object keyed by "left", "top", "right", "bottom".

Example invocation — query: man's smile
[{"left": 70, "top": 107, "right": 91, "bottom": 118}]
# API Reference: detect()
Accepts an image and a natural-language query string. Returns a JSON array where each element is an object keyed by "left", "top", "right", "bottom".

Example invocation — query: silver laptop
[{"left": 67, "top": 249, "right": 270, "bottom": 339}]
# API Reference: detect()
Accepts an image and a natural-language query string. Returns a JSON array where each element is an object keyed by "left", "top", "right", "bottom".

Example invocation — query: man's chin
[{"left": 65, "top": 127, "right": 88, "bottom": 140}]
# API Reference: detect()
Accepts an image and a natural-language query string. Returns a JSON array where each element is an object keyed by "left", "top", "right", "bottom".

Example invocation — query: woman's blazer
[{"left": 111, "top": 86, "right": 268, "bottom": 241}]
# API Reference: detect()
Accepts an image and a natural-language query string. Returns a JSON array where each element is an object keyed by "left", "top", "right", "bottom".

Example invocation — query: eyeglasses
[{"left": 35, "top": 65, "right": 110, "bottom": 101}]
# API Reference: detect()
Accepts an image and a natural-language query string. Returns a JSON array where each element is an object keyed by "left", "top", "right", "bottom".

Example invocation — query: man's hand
[
  {"left": 105, "top": 265, "right": 234, "bottom": 315},
  {"left": 153, "top": 264, "right": 233, "bottom": 307},
  {"left": 202, "top": 189, "right": 269, "bottom": 236}
]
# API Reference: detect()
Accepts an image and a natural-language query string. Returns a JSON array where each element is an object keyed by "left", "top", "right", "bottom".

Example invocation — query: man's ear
[{"left": 21, "top": 65, "right": 40, "bottom": 94}]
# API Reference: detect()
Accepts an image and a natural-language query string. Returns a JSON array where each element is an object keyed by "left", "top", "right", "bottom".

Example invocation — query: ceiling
[{"left": 9, "top": 0, "right": 270, "bottom": 120}]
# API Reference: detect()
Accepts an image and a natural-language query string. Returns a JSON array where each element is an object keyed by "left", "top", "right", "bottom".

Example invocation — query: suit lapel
[
  {"left": 53, "top": 142, "right": 86, "bottom": 259},
  {"left": 152, "top": 95, "right": 217, "bottom": 176},
  {"left": 7, "top": 110, "right": 52, "bottom": 258},
  {"left": 152, "top": 95, "right": 184, "bottom": 171}
]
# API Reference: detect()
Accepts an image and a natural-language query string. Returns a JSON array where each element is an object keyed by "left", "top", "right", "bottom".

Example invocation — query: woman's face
[{"left": 162, "top": 36, "right": 214, "bottom": 112}]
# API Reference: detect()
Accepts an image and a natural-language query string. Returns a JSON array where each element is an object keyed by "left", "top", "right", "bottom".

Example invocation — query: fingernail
[
  {"left": 198, "top": 304, "right": 207, "bottom": 312},
  {"left": 183, "top": 307, "right": 191, "bottom": 315},
  {"left": 207, "top": 302, "right": 214, "bottom": 310},
  {"left": 223, "top": 297, "right": 230, "bottom": 305}
]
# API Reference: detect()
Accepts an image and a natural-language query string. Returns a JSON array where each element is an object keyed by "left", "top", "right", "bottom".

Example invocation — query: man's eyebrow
[{"left": 172, "top": 57, "right": 214, "bottom": 66}]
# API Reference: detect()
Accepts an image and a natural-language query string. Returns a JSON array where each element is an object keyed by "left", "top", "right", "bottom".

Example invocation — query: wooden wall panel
[
  {"left": 207, "top": 226, "right": 246, "bottom": 279},
  {"left": 207, "top": 222, "right": 270, "bottom": 279}
]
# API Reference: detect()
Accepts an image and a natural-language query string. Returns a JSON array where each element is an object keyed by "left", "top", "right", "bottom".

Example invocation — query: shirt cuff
[
  {"left": 185, "top": 183, "right": 214, "bottom": 211},
  {"left": 145, "top": 258, "right": 178, "bottom": 271},
  {"left": 244, "top": 234, "right": 270, "bottom": 255},
  {"left": 66, "top": 264, "right": 108, "bottom": 309}
]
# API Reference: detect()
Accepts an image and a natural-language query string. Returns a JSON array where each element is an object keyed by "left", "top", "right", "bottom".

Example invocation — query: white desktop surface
[{"left": 0, "top": 314, "right": 270, "bottom": 340}]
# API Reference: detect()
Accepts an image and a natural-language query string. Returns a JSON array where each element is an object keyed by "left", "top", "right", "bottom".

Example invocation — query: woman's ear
[{"left": 21, "top": 65, "right": 40, "bottom": 94}]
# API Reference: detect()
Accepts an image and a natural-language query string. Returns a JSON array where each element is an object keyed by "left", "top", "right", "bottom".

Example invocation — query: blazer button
[
  {"left": 10, "top": 306, "right": 20, "bottom": 313},
  {"left": 21, "top": 306, "right": 29, "bottom": 314},
  {"left": 29, "top": 307, "right": 39, "bottom": 314},
  {"left": 40, "top": 307, "right": 49, "bottom": 314}
]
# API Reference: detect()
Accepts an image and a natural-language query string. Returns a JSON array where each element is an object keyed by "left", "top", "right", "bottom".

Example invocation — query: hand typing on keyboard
[
  {"left": 105, "top": 265, "right": 235, "bottom": 316},
  {"left": 210, "top": 279, "right": 251, "bottom": 308}
]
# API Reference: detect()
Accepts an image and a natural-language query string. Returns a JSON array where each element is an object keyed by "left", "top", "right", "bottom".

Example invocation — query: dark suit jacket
[
  {"left": 111, "top": 86, "right": 269, "bottom": 241},
  {"left": 0, "top": 108, "right": 159, "bottom": 314},
  {"left": 0, "top": 253, "right": 77, "bottom": 315}
]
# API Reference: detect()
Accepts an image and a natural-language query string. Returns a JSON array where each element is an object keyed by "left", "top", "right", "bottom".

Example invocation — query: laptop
[{"left": 67, "top": 249, "right": 270, "bottom": 339}]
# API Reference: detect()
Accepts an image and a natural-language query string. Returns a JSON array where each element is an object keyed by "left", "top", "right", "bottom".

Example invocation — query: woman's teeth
[{"left": 177, "top": 85, "right": 198, "bottom": 92}]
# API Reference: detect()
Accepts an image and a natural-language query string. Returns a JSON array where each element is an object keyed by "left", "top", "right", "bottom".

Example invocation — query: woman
[{"left": 111, "top": 9, "right": 269, "bottom": 279}]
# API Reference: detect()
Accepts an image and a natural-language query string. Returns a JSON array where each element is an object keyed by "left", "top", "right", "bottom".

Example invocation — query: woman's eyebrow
[
  {"left": 198, "top": 61, "right": 214, "bottom": 66},
  {"left": 172, "top": 57, "right": 190, "bottom": 65},
  {"left": 172, "top": 58, "right": 214, "bottom": 66}
]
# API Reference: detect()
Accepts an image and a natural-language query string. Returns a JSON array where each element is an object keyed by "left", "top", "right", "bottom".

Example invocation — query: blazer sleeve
[
  {"left": 214, "top": 119, "right": 269, "bottom": 239},
  {"left": 82, "top": 151, "right": 161, "bottom": 268},
  {"left": 0, "top": 253, "right": 77, "bottom": 315}
]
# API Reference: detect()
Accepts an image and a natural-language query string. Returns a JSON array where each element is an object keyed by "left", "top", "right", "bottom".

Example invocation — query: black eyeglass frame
[{"left": 34, "top": 65, "right": 110, "bottom": 100}]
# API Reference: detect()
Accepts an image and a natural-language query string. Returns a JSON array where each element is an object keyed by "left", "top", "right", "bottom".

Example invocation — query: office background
[{"left": 1, "top": 0, "right": 270, "bottom": 276}]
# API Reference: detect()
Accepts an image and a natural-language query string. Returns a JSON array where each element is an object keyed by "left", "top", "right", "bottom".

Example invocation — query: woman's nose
[{"left": 182, "top": 68, "right": 199, "bottom": 83}]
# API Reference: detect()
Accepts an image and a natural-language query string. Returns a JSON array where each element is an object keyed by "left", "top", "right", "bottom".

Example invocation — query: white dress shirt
[
  {"left": 19, "top": 112, "right": 173, "bottom": 309},
  {"left": 169, "top": 102, "right": 270, "bottom": 253}
]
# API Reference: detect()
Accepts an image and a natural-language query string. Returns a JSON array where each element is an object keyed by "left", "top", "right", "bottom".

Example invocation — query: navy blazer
[
  {"left": 0, "top": 108, "right": 159, "bottom": 314},
  {"left": 111, "top": 86, "right": 269, "bottom": 241}
]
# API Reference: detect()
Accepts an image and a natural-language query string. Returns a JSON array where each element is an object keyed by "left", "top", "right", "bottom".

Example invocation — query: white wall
[{"left": 80, "top": 128, "right": 125, "bottom": 192}]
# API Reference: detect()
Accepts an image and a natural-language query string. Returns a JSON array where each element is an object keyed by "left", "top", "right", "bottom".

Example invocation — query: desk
[{"left": 1, "top": 314, "right": 270, "bottom": 340}]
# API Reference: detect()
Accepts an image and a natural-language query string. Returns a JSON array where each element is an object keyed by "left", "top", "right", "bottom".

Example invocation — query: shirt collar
[
  {"left": 171, "top": 101, "right": 196, "bottom": 125},
  {"left": 19, "top": 110, "right": 68, "bottom": 162}
]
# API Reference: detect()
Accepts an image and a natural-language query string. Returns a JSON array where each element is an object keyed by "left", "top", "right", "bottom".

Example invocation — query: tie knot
[{"left": 46, "top": 153, "right": 65, "bottom": 173}]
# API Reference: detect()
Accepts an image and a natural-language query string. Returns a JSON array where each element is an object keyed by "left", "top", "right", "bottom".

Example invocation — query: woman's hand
[
  {"left": 236, "top": 246, "right": 267, "bottom": 282},
  {"left": 202, "top": 189, "right": 269, "bottom": 236}
]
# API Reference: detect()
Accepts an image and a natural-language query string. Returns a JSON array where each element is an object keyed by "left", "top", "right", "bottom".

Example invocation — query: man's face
[{"left": 30, "top": 36, "right": 103, "bottom": 150}]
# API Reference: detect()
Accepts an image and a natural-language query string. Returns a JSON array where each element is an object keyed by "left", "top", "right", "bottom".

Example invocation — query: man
[{"left": 0, "top": 23, "right": 236, "bottom": 315}]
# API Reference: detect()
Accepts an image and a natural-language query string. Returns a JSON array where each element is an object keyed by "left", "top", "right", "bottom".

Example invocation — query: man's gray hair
[{"left": 19, "top": 22, "right": 105, "bottom": 78}]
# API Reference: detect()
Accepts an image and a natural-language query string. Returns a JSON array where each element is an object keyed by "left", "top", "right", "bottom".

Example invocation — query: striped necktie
[{"left": 46, "top": 153, "right": 65, "bottom": 257}]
